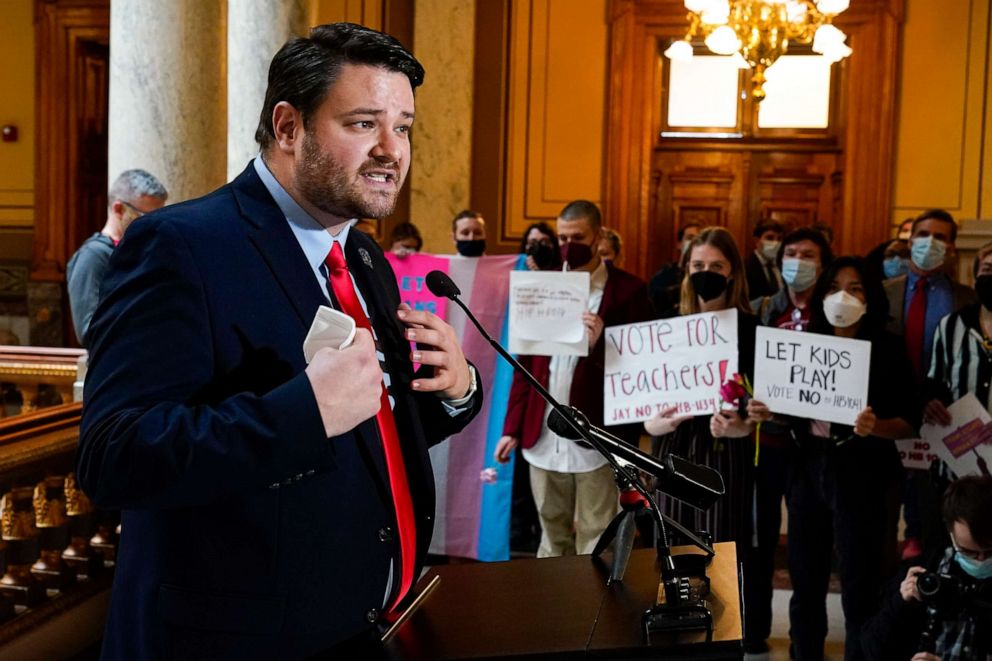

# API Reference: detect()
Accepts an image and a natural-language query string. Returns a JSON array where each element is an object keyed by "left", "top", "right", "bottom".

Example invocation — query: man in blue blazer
[{"left": 76, "top": 23, "right": 482, "bottom": 659}]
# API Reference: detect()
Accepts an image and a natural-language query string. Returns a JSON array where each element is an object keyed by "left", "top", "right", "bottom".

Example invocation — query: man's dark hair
[
  {"left": 558, "top": 200, "right": 602, "bottom": 230},
  {"left": 255, "top": 23, "right": 425, "bottom": 150},
  {"left": 777, "top": 227, "right": 835, "bottom": 269},
  {"left": 912, "top": 208, "right": 958, "bottom": 243},
  {"left": 942, "top": 475, "right": 992, "bottom": 547},
  {"left": 753, "top": 219, "right": 785, "bottom": 238},
  {"left": 451, "top": 210, "right": 483, "bottom": 232},
  {"left": 677, "top": 222, "right": 702, "bottom": 242}
]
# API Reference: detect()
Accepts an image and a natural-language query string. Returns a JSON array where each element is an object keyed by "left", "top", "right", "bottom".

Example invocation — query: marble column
[
  {"left": 410, "top": 0, "right": 476, "bottom": 253},
  {"left": 108, "top": 0, "right": 227, "bottom": 203},
  {"left": 227, "top": 0, "right": 315, "bottom": 180}
]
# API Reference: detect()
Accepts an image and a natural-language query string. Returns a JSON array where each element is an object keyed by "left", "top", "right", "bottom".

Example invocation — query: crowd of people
[
  {"left": 379, "top": 205, "right": 992, "bottom": 660},
  {"left": 64, "top": 22, "right": 988, "bottom": 659}
]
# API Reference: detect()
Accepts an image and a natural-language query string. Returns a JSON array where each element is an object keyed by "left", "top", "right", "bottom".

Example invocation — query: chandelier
[{"left": 664, "top": 0, "right": 852, "bottom": 102}]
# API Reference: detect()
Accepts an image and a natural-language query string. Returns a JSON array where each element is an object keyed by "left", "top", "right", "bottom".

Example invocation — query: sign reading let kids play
[
  {"left": 603, "top": 309, "right": 739, "bottom": 425},
  {"left": 753, "top": 326, "right": 871, "bottom": 426}
]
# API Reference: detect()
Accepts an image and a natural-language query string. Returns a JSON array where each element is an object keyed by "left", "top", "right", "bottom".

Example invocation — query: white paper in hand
[{"left": 303, "top": 306, "right": 357, "bottom": 363}]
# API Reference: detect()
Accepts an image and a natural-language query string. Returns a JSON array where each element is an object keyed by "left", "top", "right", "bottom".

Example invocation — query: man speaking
[{"left": 76, "top": 24, "right": 481, "bottom": 659}]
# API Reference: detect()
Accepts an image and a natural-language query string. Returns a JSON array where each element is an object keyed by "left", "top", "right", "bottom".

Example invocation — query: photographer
[{"left": 862, "top": 475, "right": 992, "bottom": 660}]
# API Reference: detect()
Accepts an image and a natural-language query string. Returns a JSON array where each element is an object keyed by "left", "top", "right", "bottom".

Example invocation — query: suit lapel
[{"left": 231, "top": 165, "right": 327, "bottom": 328}]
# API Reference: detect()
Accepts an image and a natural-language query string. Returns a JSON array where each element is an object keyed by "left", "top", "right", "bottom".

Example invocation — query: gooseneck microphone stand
[{"left": 425, "top": 271, "right": 715, "bottom": 642}]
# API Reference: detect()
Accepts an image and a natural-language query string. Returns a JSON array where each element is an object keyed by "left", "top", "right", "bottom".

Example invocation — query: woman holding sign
[
  {"left": 646, "top": 227, "right": 760, "bottom": 553},
  {"left": 780, "top": 256, "right": 918, "bottom": 661}
]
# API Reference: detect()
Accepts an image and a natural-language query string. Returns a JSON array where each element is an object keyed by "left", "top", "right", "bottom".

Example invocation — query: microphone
[
  {"left": 425, "top": 270, "right": 461, "bottom": 299},
  {"left": 547, "top": 407, "right": 724, "bottom": 511}
]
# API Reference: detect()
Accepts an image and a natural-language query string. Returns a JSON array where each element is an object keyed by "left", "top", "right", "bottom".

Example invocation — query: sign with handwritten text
[
  {"left": 753, "top": 326, "right": 870, "bottom": 426},
  {"left": 509, "top": 270, "right": 590, "bottom": 356},
  {"left": 895, "top": 439, "right": 941, "bottom": 471},
  {"left": 603, "top": 309, "right": 739, "bottom": 425}
]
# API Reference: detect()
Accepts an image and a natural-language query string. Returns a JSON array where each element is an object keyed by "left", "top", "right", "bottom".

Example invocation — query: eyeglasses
[
  {"left": 952, "top": 542, "right": 992, "bottom": 561},
  {"left": 120, "top": 200, "right": 150, "bottom": 217}
]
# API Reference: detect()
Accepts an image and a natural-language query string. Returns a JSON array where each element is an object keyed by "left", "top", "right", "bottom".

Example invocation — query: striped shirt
[{"left": 927, "top": 304, "right": 992, "bottom": 479}]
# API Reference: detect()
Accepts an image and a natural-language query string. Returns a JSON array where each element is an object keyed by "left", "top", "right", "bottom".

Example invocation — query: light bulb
[
  {"left": 700, "top": 0, "right": 730, "bottom": 25},
  {"left": 785, "top": 0, "right": 807, "bottom": 22},
  {"left": 820, "top": 42, "right": 852, "bottom": 62},
  {"left": 812, "top": 24, "right": 847, "bottom": 53},
  {"left": 705, "top": 25, "right": 741, "bottom": 55},
  {"left": 684, "top": 0, "right": 710, "bottom": 12},
  {"left": 816, "top": 0, "right": 850, "bottom": 15},
  {"left": 664, "top": 40, "right": 695, "bottom": 62}
]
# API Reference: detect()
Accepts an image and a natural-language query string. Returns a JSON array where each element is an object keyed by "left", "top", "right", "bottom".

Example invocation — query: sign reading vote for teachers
[
  {"left": 603, "top": 309, "right": 738, "bottom": 426},
  {"left": 752, "top": 326, "right": 871, "bottom": 426}
]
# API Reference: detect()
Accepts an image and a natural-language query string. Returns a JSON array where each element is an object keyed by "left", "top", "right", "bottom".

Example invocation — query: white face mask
[
  {"left": 823, "top": 290, "right": 867, "bottom": 328},
  {"left": 760, "top": 240, "right": 781, "bottom": 261}
]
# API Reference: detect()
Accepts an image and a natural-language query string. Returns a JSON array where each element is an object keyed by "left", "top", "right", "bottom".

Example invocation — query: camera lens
[{"left": 918, "top": 572, "right": 941, "bottom": 596}]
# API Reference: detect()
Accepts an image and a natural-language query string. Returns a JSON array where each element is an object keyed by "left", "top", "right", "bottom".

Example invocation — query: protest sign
[
  {"left": 509, "top": 270, "right": 590, "bottom": 356},
  {"left": 602, "top": 309, "right": 738, "bottom": 425},
  {"left": 385, "top": 252, "right": 450, "bottom": 320},
  {"left": 895, "top": 439, "right": 941, "bottom": 471},
  {"left": 920, "top": 394, "right": 992, "bottom": 478},
  {"left": 752, "top": 326, "right": 870, "bottom": 426}
]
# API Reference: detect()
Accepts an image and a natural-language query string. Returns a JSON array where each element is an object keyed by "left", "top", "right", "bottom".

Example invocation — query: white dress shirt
[{"left": 522, "top": 260, "right": 609, "bottom": 474}]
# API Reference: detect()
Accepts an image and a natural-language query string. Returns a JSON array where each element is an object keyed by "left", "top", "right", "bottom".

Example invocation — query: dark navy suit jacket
[{"left": 76, "top": 164, "right": 481, "bottom": 659}]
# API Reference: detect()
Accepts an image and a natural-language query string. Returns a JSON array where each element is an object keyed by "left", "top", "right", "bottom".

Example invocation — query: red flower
[{"left": 719, "top": 374, "right": 748, "bottom": 404}]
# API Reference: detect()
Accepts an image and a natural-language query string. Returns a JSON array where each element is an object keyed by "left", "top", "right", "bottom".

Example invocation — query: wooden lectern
[{"left": 384, "top": 542, "right": 743, "bottom": 659}]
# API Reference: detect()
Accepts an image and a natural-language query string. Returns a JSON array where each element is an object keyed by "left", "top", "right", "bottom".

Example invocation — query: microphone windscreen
[
  {"left": 547, "top": 408, "right": 582, "bottom": 439},
  {"left": 425, "top": 270, "right": 461, "bottom": 299}
]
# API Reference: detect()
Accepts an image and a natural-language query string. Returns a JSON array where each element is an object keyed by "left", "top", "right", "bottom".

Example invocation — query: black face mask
[
  {"left": 456, "top": 239, "right": 486, "bottom": 257},
  {"left": 976, "top": 275, "right": 992, "bottom": 310},
  {"left": 689, "top": 271, "right": 729, "bottom": 302},
  {"left": 526, "top": 242, "right": 557, "bottom": 270},
  {"left": 561, "top": 241, "right": 594, "bottom": 270}
]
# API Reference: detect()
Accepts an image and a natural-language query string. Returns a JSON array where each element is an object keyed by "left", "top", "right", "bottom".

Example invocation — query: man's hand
[
  {"left": 644, "top": 406, "right": 690, "bottom": 436},
  {"left": 901, "top": 566, "right": 926, "bottom": 602},
  {"left": 710, "top": 409, "right": 753, "bottom": 438},
  {"left": 747, "top": 399, "right": 773, "bottom": 424},
  {"left": 397, "top": 304, "right": 471, "bottom": 399},
  {"left": 306, "top": 329, "right": 382, "bottom": 437},
  {"left": 584, "top": 312, "right": 604, "bottom": 349},
  {"left": 854, "top": 407, "right": 876, "bottom": 437},
  {"left": 923, "top": 399, "right": 952, "bottom": 426},
  {"left": 494, "top": 435, "right": 519, "bottom": 464}
]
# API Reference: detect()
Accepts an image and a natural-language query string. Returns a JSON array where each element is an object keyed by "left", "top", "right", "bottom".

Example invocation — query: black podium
[{"left": 384, "top": 542, "right": 743, "bottom": 660}]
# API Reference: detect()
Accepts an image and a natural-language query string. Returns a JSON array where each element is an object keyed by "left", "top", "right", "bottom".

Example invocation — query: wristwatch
[{"left": 444, "top": 365, "right": 478, "bottom": 405}]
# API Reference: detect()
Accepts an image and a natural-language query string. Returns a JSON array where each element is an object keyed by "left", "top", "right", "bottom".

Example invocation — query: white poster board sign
[
  {"left": 602, "top": 309, "right": 738, "bottom": 425},
  {"left": 752, "top": 326, "right": 871, "bottom": 426},
  {"left": 920, "top": 394, "right": 992, "bottom": 478},
  {"left": 509, "top": 270, "right": 590, "bottom": 356},
  {"left": 895, "top": 438, "right": 941, "bottom": 471}
]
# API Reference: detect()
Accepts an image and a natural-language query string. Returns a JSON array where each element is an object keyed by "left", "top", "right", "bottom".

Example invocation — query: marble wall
[
  {"left": 108, "top": 0, "right": 227, "bottom": 203},
  {"left": 409, "top": 0, "right": 477, "bottom": 254},
  {"left": 228, "top": 0, "right": 315, "bottom": 180}
]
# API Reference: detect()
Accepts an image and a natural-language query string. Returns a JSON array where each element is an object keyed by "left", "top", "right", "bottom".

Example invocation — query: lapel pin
[{"left": 359, "top": 248, "right": 373, "bottom": 269}]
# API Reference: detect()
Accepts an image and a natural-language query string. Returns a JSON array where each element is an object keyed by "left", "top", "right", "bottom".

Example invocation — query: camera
[{"left": 918, "top": 570, "right": 992, "bottom": 615}]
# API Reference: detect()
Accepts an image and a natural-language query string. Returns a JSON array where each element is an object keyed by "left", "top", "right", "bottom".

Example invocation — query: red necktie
[
  {"left": 325, "top": 241, "right": 416, "bottom": 612},
  {"left": 905, "top": 276, "right": 928, "bottom": 379}
]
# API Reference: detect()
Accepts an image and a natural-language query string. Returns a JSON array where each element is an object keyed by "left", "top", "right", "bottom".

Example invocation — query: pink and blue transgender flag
[{"left": 385, "top": 252, "right": 524, "bottom": 561}]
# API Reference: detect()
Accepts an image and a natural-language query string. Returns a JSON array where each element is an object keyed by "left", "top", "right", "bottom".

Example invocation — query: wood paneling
[
  {"left": 605, "top": 0, "right": 904, "bottom": 278},
  {"left": 502, "top": 0, "right": 609, "bottom": 249},
  {"left": 32, "top": 0, "right": 110, "bottom": 283}
]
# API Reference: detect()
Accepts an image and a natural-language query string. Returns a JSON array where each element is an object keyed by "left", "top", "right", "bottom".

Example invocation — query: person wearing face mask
[
  {"left": 648, "top": 222, "right": 702, "bottom": 315},
  {"left": 862, "top": 475, "right": 992, "bottom": 661},
  {"left": 495, "top": 200, "right": 652, "bottom": 558},
  {"left": 745, "top": 219, "right": 786, "bottom": 300},
  {"left": 754, "top": 256, "right": 919, "bottom": 661},
  {"left": 520, "top": 221, "right": 561, "bottom": 271},
  {"left": 598, "top": 228, "right": 623, "bottom": 266},
  {"left": 885, "top": 210, "right": 976, "bottom": 563},
  {"left": 741, "top": 227, "right": 833, "bottom": 654},
  {"left": 645, "top": 227, "right": 762, "bottom": 559},
  {"left": 451, "top": 209, "right": 487, "bottom": 257},
  {"left": 388, "top": 221, "right": 423, "bottom": 258}
]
